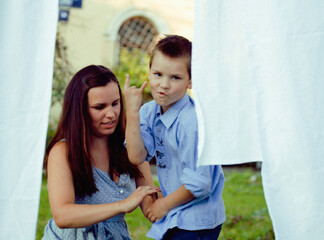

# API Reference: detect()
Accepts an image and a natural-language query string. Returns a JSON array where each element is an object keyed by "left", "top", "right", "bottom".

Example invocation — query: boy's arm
[
  {"left": 146, "top": 185, "right": 194, "bottom": 222},
  {"left": 135, "top": 161, "right": 159, "bottom": 218},
  {"left": 123, "top": 74, "right": 147, "bottom": 165}
]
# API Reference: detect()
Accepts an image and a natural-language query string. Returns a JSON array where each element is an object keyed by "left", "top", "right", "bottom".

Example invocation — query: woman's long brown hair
[{"left": 44, "top": 65, "right": 142, "bottom": 197}]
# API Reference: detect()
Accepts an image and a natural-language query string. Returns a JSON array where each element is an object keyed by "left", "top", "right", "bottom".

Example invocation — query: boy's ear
[{"left": 187, "top": 78, "right": 192, "bottom": 89}]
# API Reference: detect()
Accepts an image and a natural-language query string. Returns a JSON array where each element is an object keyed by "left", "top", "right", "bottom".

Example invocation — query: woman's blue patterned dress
[{"left": 42, "top": 166, "right": 136, "bottom": 240}]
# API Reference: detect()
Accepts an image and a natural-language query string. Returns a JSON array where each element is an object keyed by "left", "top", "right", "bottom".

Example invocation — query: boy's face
[{"left": 149, "top": 51, "right": 191, "bottom": 114}]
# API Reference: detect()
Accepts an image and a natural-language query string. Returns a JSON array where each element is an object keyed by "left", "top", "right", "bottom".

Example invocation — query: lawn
[{"left": 36, "top": 167, "right": 274, "bottom": 240}]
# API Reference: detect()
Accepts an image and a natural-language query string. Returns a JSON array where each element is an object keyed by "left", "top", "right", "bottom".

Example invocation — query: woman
[{"left": 42, "top": 65, "right": 159, "bottom": 239}]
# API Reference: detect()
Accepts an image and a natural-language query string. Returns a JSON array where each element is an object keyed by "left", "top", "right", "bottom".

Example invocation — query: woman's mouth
[{"left": 102, "top": 121, "right": 115, "bottom": 128}]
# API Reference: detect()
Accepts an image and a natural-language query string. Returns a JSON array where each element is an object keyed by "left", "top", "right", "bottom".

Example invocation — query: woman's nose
[{"left": 105, "top": 107, "right": 114, "bottom": 118}]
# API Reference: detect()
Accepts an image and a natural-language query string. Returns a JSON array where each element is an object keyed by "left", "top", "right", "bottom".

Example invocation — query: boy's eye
[
  {"left": 172, "top": 76, "right": 181, "bottom": 80},
  {"left": 154, "top": 72, "right": 161, "bottom": 77}
]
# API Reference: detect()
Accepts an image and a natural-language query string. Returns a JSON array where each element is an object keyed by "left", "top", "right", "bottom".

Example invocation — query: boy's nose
[{"left": 160, "top": 78, "right": 169, "bottom": 88}]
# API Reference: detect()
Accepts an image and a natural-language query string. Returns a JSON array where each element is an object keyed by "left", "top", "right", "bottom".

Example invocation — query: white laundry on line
[
  {"left": 192, "top": 0, "right": 324, "bottom": 239},
  {"left": 0, "top": 1, "right": 58, "bottom": 239}
]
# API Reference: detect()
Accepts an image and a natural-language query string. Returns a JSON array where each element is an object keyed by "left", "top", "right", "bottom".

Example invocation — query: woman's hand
[{"left": 122, "top": 186, "right": 160, "bottom": 213}]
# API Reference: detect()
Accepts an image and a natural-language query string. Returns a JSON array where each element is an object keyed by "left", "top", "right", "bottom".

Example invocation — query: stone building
[{"left": 59, "top": 0, "right": 194, "bottom": 72}]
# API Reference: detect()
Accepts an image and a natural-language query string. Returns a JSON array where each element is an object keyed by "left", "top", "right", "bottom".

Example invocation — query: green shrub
[
  {"left": 113, "top": 48, "right": 153, "bottom": 103},
  {"left": 46, "top": 26, "right": 72, "bottom": 146}
]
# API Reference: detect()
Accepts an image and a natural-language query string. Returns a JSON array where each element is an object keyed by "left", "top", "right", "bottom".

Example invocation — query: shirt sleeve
[
  {"left": 178, "top": 127, "right": 214, "bottom": 198},
  {"left": 139, "top": 105, "right": 156, "bottom": 162}
]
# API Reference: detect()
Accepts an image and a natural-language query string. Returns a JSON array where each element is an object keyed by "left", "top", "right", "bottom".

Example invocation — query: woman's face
[{"left": 87, "top": 82, "right": 121, "bottom": 138}]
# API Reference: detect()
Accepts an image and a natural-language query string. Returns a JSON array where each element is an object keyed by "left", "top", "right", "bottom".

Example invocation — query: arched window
[{"left": 118, "top": 16, "right": 158, "bottom": 52}]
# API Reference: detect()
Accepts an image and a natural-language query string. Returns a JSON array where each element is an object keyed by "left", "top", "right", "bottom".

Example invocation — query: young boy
[{"left": 123, "top": 35, "right": 225, "bottom": 240}]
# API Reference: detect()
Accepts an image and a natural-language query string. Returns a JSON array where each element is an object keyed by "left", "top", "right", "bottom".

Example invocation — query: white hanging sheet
[
  {"left": 193, "top": 0, "right": 324, "bottom": 239},
  {"left": 0, "top": 1, "right": 58, "bottom": 239}
]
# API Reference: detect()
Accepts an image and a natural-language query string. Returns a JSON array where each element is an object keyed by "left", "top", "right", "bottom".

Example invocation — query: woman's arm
[{"left": 47, "top": 141, "right": 158, "bottom": 228}]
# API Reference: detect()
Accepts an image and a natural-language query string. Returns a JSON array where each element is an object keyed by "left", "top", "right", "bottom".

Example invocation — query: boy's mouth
[{"left": 158, "top": 91, "right": 166, "bottom": 96}]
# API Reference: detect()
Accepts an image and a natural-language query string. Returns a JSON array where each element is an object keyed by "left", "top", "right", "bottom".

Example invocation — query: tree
[{"left": 47, "top": 26, "right": 73, "bottom": 144}]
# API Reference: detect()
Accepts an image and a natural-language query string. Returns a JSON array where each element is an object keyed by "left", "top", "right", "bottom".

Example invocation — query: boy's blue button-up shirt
[{"left": 139, "top": 94, "right": 226, "bottom": 240}]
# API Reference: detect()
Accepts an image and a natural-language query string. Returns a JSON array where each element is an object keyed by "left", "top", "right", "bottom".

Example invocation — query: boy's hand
[
  {"left": 140, "top": 195, "right": 154, "bottom": 218},
  {"left": 146, "top": 198, "right": 170, "bottom": 223},
  {"left": 140, "top": 191, "right": 159, "bottom": 218},
  {"left": 145, "top": 185, "right": 193, "bottom": 222},
  {"left": 123, "top": 74, "right": 147, "bottom": 113}
]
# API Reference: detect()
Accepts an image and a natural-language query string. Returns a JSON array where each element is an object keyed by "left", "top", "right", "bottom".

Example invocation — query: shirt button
[
  {"left": 122, "top": 182, "right": 126, "bottom": 186},
  {"left": 120, "top": 189, "right": 124, "bottom": 194}
]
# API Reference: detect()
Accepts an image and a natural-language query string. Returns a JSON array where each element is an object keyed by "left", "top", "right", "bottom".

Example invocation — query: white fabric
[
  {"left": 193, "top": 0, "right": 324, "bottom": 239},
  {"left": 0, "top": 1, "right": 58, "bottom": 239}
]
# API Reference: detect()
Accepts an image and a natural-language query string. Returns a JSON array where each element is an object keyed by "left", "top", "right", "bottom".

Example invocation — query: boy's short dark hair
[{"left": 150, "top": 35, "right": 192, "bottom": 78}]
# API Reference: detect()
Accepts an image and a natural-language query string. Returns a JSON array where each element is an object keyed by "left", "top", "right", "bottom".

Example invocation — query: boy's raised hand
[{"left": 123, "top": 74, "right": 147, "bottom": 113}]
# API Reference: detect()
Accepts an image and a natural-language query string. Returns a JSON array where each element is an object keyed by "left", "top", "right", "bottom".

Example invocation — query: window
[{"left": 118, "top": 17, "right": 158, "bottom": 52}]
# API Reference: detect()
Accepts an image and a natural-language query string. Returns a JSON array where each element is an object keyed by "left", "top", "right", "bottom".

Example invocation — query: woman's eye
[
  {"left": 112, "top": 101, "right": 119, "bottom": 107},
  {"left": 92, "top": 104, "right": 105, "bottom": 110}
]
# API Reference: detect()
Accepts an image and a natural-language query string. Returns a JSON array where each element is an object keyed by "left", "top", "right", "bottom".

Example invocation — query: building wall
[{"left": 59, "top": 0, "right": 194, "bottom": 72}]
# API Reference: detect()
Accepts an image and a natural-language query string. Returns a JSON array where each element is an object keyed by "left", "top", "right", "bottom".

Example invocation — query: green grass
[
  {"left": 36, "top": 167, "right": 274, "bottom": 240},
  {"left": 219, "top": 168, "right": 274, "bottom": 240},
  {"left": 36, "top": 174, "right": 52, "bottom": 239}
]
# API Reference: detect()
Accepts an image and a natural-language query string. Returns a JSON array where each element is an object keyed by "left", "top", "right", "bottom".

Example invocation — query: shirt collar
[{"left": 155, "top": 94, "right": 190, "bottom": 129}]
